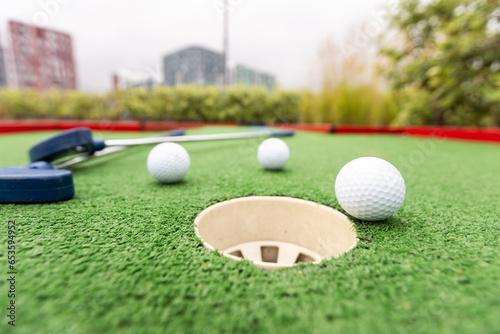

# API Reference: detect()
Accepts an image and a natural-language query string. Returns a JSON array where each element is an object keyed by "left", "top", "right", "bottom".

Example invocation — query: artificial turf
[{"left": 0, "top": 126, "right": 499, "bottom": 334}]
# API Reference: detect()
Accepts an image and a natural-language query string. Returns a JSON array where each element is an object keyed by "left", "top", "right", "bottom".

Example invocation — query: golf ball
[
  {"left": 147, "top": 143, "right": 190, "bottom": 183},
  {"left": 335, "top": 157, "right": 405, "bottom": 221},
  {"left": 257, "top": 138, "right": 290, "bottom": 170}
]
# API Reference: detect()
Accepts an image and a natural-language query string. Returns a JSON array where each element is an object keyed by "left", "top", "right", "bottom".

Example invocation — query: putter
[
  {"left": 0, "top": 129, "right": 186, "bottom": 204},
  {"left": 29, "top": 127, "right": 295, "bottom": 163}
]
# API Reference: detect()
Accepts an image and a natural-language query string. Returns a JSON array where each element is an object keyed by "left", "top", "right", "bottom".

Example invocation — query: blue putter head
[
  {"left": 0, "top": 161, "right": 74, "bottom": 204},
  {"left": 168, "top": 128, "right": 186, "bottom": 136},
  {"left": 271, "top": 129, "right": 295, "bottom": 137},
  {"left": 29, "top": 128, "right": 105, "bottom": 163}
]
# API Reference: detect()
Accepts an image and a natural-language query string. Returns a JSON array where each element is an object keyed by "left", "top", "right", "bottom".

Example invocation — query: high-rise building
[
  {"left": 233, "top": 64, "right": 276, "bottom": 91},
  {"left": 0, "top": 45, "right": 7, "bottom": 87},
  {"left": 163, "top": 46, "right": 225, "bottom": 86},
  {"left": 9, "top": 20, "right": 77, "bottom": 91}
]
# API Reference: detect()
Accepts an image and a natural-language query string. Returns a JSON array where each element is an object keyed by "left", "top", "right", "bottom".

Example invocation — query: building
[
  {"left": 163, "top": 46, "right": 225, "bottom": 86},
  {"left": 0, "top": 45, "right": 6, "bottom": 87},
  {"left": 112, "top": 68, "right": 159, "bottom": 90},
  {"left": 8, "top": 20, "right": 77, "bottom": 91},
  {"left": 233, "top": 64, "right": 276, "bottom": 91}
]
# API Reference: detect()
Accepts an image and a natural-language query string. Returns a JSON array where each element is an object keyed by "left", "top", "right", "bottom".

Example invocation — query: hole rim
[{"left": 194, "top": 196, "right": 358, "bottom": 270}]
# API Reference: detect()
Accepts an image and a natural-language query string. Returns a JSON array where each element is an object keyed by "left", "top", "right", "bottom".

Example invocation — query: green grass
[{"left": 1, "top": 127, "right": 499, "bottom": 334}]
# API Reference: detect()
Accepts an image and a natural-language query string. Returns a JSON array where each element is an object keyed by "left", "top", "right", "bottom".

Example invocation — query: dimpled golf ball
[
  {"left": 335, "top": 157, "right": 405, "bottom": 221},
  {"left": 257, "top": 138, "right": 290, "bottom": 170},
  {"left": 147, "top": 143, "right": 190, "bottom": 183}
]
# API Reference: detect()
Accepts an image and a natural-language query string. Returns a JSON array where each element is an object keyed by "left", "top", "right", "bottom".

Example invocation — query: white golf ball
[
  {"left": 335, "top": 157, "right": 405, "bottom": 221},
  {"left": 257, "top": 138, "right": 290, "bottom": 170},
  {"left": 147, "top": 143, "right": 190, "bottom": 183}
]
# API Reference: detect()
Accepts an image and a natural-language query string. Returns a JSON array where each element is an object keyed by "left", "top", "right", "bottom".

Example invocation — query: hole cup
[{"left": 194, "top": 196, "right": 358, "bottom": 270}]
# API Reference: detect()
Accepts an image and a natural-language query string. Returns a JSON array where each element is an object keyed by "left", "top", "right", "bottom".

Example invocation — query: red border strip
[
  {"left": 272, "top": 123, "right": 333, "bottom": 133},
  {"left": 275, "top": 124, "right": 500, "bottom": 143},
  {"left": 404, "top": 126, "right": 500, "bottom": 143},
  {"left": 333, "top": 125, "right": 500, "bottom": 143},
  {"left": 143, "top": 121, "right": 238, "bottom": 132},
  {"left": 0, "top": 120, "right": 239, "bottom": 133},
  {"left": 333, "top": 126, "right": 404, "bottom": 135},
  {"left": 0, "top": 120, "right": 498, "bottom": 143},
  {"left": 0, "top": 120, "right": 141, "bottom": 132}
]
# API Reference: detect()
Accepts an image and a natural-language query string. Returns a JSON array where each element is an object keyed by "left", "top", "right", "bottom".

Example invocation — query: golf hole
[{"left": 194, "top": 196, "right": 358, "bottom": 270}]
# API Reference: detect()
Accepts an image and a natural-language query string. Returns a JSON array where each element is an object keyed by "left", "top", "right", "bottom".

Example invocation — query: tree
[{"left": 381, "top": 0, "right": 500, "bottom": 126}]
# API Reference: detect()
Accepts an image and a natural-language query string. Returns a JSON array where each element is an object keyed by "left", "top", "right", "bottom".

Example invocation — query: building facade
[
  {"left": 0, "top": 45, "right": 6, "bottom": 87},
  {"left": 233, "top": 64, "right": 276, "bottom": 91},
  {"left": 9, "top": 20, "right": 77, "bottom": 91},
  {"left": 163, "top": 46, "right": 225, "bottom": 86}
]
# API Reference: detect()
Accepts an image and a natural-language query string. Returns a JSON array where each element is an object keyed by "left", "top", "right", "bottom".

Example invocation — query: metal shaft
[
  {"left": 54, "top": 146, "right": 128, "bottom": 168},
  {"left": 104, "top": 131, "right": 284, "bottom": 147},
  {"left": 55, "top": 130, "right": 293, "bottom": 168},
  {"left": 54, "top": 131, "right": 175, "bottom": 168}
]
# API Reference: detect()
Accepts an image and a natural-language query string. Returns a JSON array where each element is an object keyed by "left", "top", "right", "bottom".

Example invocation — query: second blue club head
[{"left": 29, "top": 128, "right": 105, "bottom": 163}]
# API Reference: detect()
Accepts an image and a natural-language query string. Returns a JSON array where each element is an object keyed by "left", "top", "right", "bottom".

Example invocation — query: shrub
[
  {"left": 0, "top": 86, "right": 302, "bottom": 124},
  {"left": 380, "top": 0, "right": 500, "bottom": 126}
]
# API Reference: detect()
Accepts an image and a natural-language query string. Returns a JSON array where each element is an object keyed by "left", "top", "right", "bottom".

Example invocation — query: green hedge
[
  {"left": 0, "top": 86, "right": 301, "bottom": 124},
  {"left": 4, "top": 84, "right": 489, "bottom": 126}
]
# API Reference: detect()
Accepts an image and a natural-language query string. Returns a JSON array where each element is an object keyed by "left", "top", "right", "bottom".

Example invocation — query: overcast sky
[{"left": 0, "top": 0, "right": 391, "bottom": 91}]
